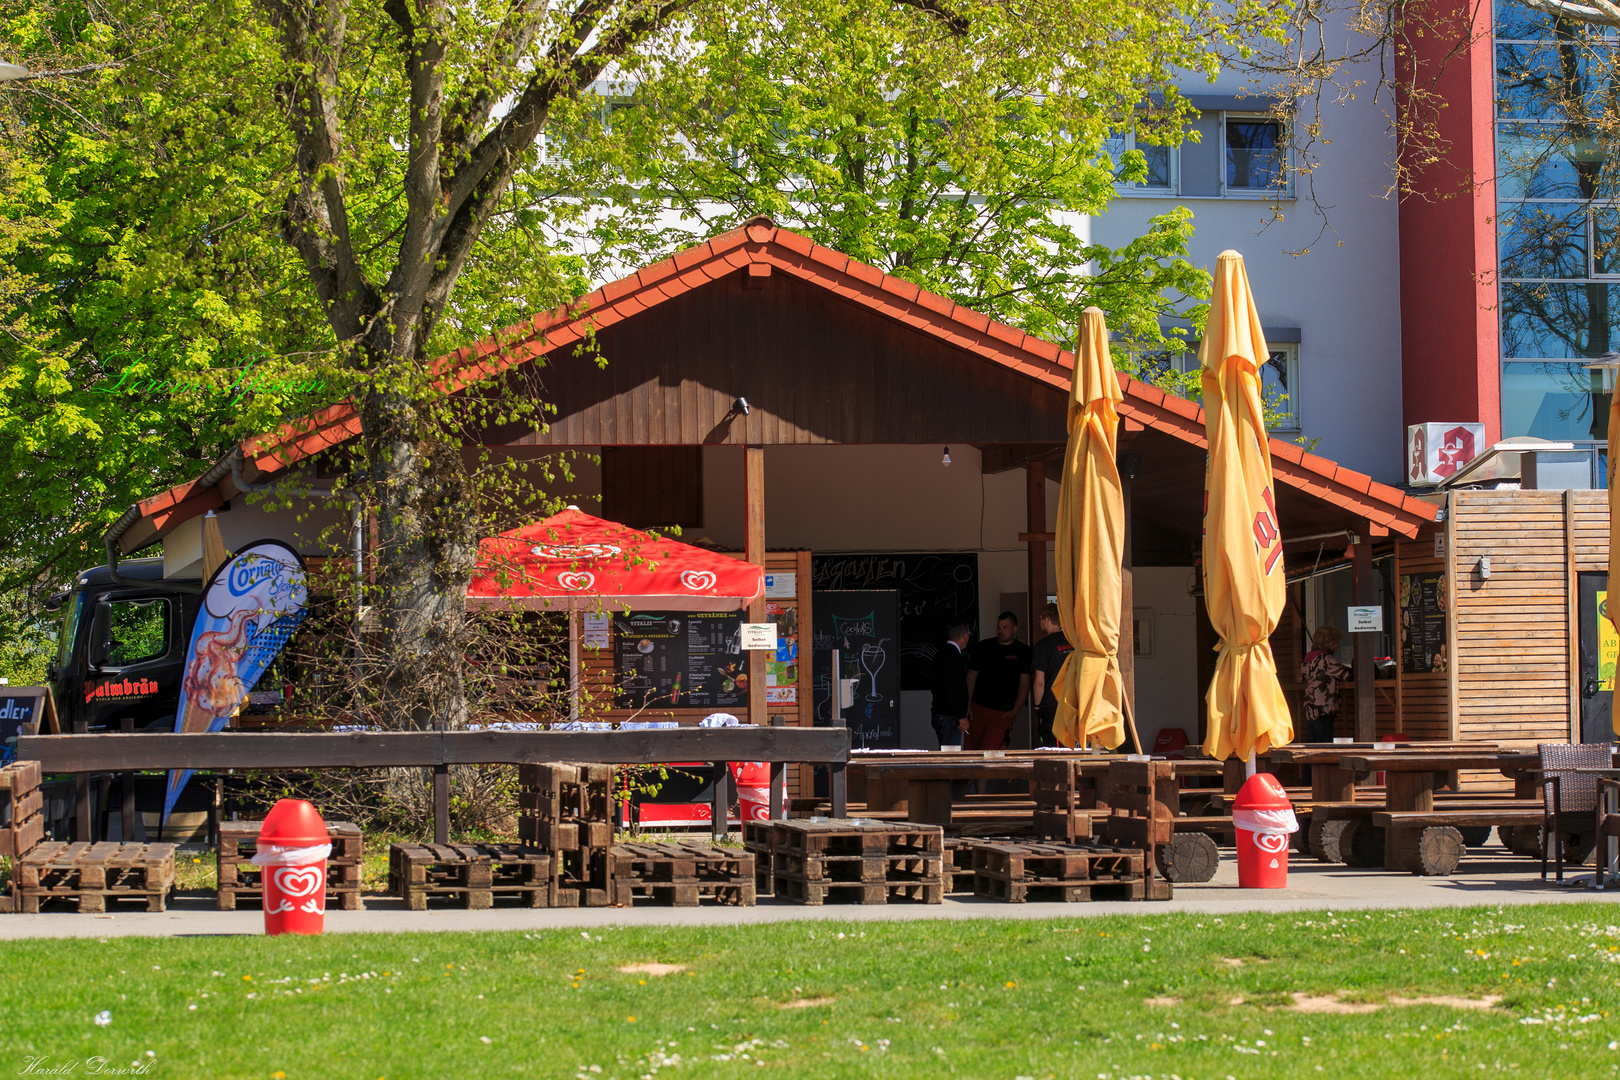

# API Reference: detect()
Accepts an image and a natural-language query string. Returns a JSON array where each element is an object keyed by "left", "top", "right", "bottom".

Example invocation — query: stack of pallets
[
  {"left": 1096, "top": 760, "right": 1177, "bottom": 899},
  {"left": 1031, "top": 759, "right": 1099, "bottom": 843},
  {"left": 15, "top": 841, "right": 176, "bottom": 913},
  {"left": 216, "top": 820, "right": 366, "bottom": 912},
  {"left": 971, "top": 840, "right": 1149, "bottom": 902},
  {"left": 742, "top": 820, "right": 775, "bottom": 896},
  {"left": 0, "top": 761, "right": 44, "bottom": 860},
  {"left": 768, "top": 819, "right": 944, "bottom": 905},
  {"left": 609, "top": 841, "right": 754, "bottom": 906},
  {"left": 518, "top": 762, "right": 617, "bottom": 907},
  {"left": 388, "top": 842, "right": 560, "bottom": 910}
]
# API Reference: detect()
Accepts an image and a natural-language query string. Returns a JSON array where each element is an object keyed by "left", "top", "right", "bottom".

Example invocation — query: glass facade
[{"left": 1496, "top": 0, "right": 1620, "bottom": 442}]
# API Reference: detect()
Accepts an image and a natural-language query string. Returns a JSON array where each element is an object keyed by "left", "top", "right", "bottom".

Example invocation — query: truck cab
[{"left": 46, "top": 559, "right": 202, "bottom": 732}]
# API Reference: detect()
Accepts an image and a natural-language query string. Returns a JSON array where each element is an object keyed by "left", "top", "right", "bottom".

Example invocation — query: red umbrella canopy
[{"left": 467, "top": 508, "right": 764, "bottom": 612}]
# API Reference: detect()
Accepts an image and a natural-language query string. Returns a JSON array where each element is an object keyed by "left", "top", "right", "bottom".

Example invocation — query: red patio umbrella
[{"left": 467, "top": 507, "right": 764, "bottom": 611}]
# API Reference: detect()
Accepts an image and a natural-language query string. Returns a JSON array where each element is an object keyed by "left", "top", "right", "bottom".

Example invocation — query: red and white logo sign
[
  {"left": 680, "top": 570, "right": 718, "bottom": 591},
  {"left": 1255, "top": 832, "right": 1290, "bottom": 854},
  {"left": 531, "top": 543, "right": 622, "bottom": 561},
  {"left": 1408, "top": 423, "right": 1485, "bottom": 485},
  {"left": 556, "top": 571, "right": 595, "bottom": 591},
  {"left": 274, "top": 866, "right": 323, "bottom": 898}
]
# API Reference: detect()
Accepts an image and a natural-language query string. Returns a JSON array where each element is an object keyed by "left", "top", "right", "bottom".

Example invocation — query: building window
[
  {"left": 1262, "top": 344, "right": 1300, "bottom": 430},
  {"left": 1223, "top": 115, "right": 1288, "bottom": 195},
  {"left": 1104, "top": 130, "right": 1177, "bottom": 194}
]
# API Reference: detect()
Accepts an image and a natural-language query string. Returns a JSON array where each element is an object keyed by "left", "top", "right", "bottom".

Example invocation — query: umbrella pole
[
  {"left": 569, "top": 611, "right": 581, "bottom": 721},
  {"left": 1121, "top": 688, "right": 1143, "bottom": 754},
  {"left": 1244, "top": 752, "right": 1257, "bottom": 779}
]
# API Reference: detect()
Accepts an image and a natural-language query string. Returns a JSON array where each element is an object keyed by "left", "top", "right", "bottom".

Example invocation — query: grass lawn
[{"left": 4, "top": 902, "right": 1620, "bottom": 1079}]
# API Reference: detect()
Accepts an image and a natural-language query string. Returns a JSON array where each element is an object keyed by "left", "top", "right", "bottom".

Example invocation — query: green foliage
[{"left": 607, "top": 0, "right": 1253, "bottom": 344}]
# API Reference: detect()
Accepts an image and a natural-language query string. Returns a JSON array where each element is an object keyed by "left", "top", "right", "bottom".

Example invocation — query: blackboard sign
[
  {"left": 812, "top": 552, "right": 978, "bottom": 691},
  {"left": 812, "top": 590, "right": 901, "bottom": 749},
  {"left": 1399, "top": 573, "right": 1447, "bottom": 674},
  {"left": 613, "top": 611, "right": 745, "bottom": 709},
  {"left": 0, "top": 686, "right": 52, "bottom": 762}
]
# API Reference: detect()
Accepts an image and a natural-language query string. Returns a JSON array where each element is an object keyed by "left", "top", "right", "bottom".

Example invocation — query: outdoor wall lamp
[
  {"left": 942, "top": 446, "right": 952, "bottom": 466},
  {"left": 1477, "top": 555, "right": 1491, "bottom": 580},
  {"left": 733, "top": 396, "right": 750, "bottom": 416}
]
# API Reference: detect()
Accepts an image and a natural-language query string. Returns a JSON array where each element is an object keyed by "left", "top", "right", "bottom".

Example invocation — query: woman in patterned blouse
[{"left": 1300, "top": 625, "right": 1350, "bottom": 743}]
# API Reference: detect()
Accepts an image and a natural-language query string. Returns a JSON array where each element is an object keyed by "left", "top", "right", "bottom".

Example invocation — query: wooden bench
[{"left": 1367, "top": 809, "right": 1546, "bottom": 875}]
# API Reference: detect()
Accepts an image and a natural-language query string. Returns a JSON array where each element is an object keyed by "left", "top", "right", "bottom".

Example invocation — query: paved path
[{"left": 2, "top": 849, "right": 1612, "bottom": 940}]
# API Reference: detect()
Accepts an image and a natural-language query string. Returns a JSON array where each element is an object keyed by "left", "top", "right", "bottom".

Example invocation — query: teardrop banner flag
[{"left": 163, "top": 540, "right": 308, "bottom": 821}]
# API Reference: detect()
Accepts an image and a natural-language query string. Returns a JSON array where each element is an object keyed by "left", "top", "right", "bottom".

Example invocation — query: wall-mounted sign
[
  {"left": 741, "top": 623, "right": 777, "bottom": 651},
  {"left": 764, "top": 572, "right": 796, "bottom": 599},
  {"left": 1347, "top": 606, "right": 1384, "bottom": 633},
  {"left": 1433, "top": 533, "right": 1447, "bottom": 559},
  {"left": 1407, "top": 422, "right": 1485, "bottom": 486},
  {"left": 582, "top": 613, "right": 611, "bottom": 650},
  {"left": 1399, "top": 573, "right": 1447, "bottom": 674}
]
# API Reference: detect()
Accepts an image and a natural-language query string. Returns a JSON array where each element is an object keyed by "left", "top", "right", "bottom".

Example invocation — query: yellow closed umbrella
[
  {"left": 1051, "top": 307, "right": 1129, "bottom": 750},
  {"left": 1200, "top": 251, "right": 1294, "bottom": 762}
]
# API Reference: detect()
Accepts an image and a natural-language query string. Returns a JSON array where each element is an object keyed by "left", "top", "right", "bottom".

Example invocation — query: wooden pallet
[
  {"left": 552, "top": 845, "right": 629, "bottom": 908},
  {"left": 215, "top": 820, "right": 366, "bottom": 911},
  {"left": 970, "top": 840, "right": 1160, "bottom": 903},
  {"left": 1097, "top": 760, "right": 1177, "bottom": 849},
  {"left": 0, "top": 760, "right": 44, "bottom": 860},
  {"left": 770, "top": 818, "right": 944, "bottom": 857},
  {"left": 742, "top": 820, "right": 774, "bottom": 896},
  {"left": 609, "top": 842, "right": 755, "bottom": 906},
  {"left": 943, "top": 838, "right": 980, "bottom": 893},
  {"left": 518, "top": 762, "right": 615, "bottom": 849},
  {"left": 389, "top": 843, "right": 557, "bottom": 910},
  {"left": 17, "top": 841, "right": 175, "bottom": 913}
]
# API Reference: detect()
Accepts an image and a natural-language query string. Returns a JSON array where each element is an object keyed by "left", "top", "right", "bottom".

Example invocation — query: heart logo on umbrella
[
  {"left": 556, "top": 571, "right": 595, "bottom": 591},
  {"left": 680, "top": 570, "right": 717, "bottom": 591},
  {"left": 1255, "top": 833, "right": 1290, "bottom": 854},
  {"left": 274, "top": 867, "right": 324, "bottom": 898}
]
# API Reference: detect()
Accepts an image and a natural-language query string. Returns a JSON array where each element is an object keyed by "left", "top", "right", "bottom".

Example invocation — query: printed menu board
[
  {"left": 1399, "top": 572, "right": 1447, "bottom": 674},
  {"left": 766, "top": 602, "right": 799, "bottom": 705},
  {"left": 613, "top": 611, "right": 745, "bottom": 709}
]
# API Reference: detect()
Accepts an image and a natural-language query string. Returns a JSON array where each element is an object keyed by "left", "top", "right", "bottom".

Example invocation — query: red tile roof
[{"left": 119, "top": 218, "right": 1435, "bottom": 552}]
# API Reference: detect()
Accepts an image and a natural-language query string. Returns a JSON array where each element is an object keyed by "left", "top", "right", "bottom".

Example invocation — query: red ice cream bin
[
  {"left": 254, "top": 799, "right": 333, "bottom": 936},
  {"left": 1232, "top": 774, "right": 1299, "bottom": 889}
]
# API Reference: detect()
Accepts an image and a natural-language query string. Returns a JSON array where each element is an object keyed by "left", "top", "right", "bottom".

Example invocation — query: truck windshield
[{"left": 57, "top": 592, "right": 84, "bottom": 669}]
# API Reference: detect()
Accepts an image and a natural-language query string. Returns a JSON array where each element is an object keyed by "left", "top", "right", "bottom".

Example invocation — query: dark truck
[{"left": 45, "top": 558, "right": 202, "bottom": 732}]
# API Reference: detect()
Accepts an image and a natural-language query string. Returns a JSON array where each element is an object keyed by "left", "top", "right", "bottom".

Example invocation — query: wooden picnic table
[
  {"left": 1268, "top": 743, "right": 1508, "bottom": 802},
  {"left": 1330, "top": 750, "right": 1542, "bottom": 874},
  {"left": 855, "top": 753, "right": 1223, "bottom": 826}
]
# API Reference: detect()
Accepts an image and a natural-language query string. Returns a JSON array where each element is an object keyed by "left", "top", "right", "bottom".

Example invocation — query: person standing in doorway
[
  {"left": 1029, "top": 603, "right": 1073, "bottom": 748},
  {"left": 966, "top": 611, "right": 1033, "bottom": 751},
  {"left": 1300, "top": 625, "right": 1350, "bottom": 743},
  {"left": 929, "top": 622, "right": 973, "bottom": 749}
]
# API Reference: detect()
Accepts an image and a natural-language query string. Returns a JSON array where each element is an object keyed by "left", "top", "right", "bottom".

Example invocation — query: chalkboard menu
[
  {"left": 812, "top": 552, "right": 978, "bottom": 691},
  {"left": 1399, "top": 573, "right": 1448, "bottom": 674},
  {"left": 812, "top": 590, "right": 902, "bottom": 749},
  {"left": 0, "top": 686, "right": 52, "bottom": 763},
  {"left": 613, "top": 611, "right": 745, "bottom": 709}
]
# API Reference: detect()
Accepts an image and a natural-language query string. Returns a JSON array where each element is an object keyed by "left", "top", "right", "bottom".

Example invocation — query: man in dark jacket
[{"left": 929, "top": 622, "right": 973, "bottom": 748}]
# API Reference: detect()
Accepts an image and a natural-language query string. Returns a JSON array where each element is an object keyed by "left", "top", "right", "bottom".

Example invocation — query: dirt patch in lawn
[
  {"left": 617, "top": 964, "right": 686, "bottom": 977},
  {"left": 1144, "top": 997, "right": 1181, "bottom": 1007},
  {"left": 778, "top": 997, "right": 836, "bottom": 1009},
  {"left": 1284, "top": 991, "right": 1502, "bottom": 1014}
]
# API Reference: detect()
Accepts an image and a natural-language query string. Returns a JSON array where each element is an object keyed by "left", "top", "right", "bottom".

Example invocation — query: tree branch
[
  {"left": 1521, "top": 0, "right": 1620, "bottom": 25},
  {"left": 258, "top": 0, "right": 378, "bottom": 340},
  {"left": 3, "top": 62, "right": 124, "bottom": 82},
  {"left": 381, "top": 0, "right": 448, "bottom": 336}
]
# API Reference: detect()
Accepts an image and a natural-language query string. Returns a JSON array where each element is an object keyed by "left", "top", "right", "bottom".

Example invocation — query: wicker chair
[{"left": 1538, "top": 743, "right": 1611, "bottom": 882}]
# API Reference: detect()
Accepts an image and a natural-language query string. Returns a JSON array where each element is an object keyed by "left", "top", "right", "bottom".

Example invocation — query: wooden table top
[
  {"left": 1337, "top": 752, "right": 1538, "bottom": 774},
  {"left": 856, "top": 755, "right": 1223, "bottom": 781},
  {"left": 1269, "top": 743, "right": 1503, "bottom": 766}
]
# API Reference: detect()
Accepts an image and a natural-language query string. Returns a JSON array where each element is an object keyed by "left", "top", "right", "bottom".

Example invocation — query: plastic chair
[{"left": 1538, "top": 743, "right": 1610, "bottom": 882}]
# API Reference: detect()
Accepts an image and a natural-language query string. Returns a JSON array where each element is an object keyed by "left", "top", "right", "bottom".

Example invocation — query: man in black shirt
[
  {"left": 1030, "top": 603, "right": 1073, "bottom": 748},
  {"left": 928, "top": 622, "right": 973, "bottom": 748},
  {"left": 965, "top": 611, "right": 1032, "bottom": 751}
]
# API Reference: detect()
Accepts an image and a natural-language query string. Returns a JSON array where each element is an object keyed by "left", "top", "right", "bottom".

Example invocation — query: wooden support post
[
  {"left": 712, "top": 763, "right": 730, "bottom": 840},
  {"left": 1566, "top": 488, "right": 1581, "bottom": 742},
  {"left": 120, "top": 716, "right": 136, "bottom": 843},
  {"left": 745, "top": 447, "right": 768, "bottom": 726},
  {"left": 1025, "top": 458, "right": 1047, "bottom": 748},
  {"left": 72, "top": 717, "right": 90, "bottom": 842},
  {"left": 1119, "top": 449, "right": 1140, "bottom": 728},
  {"left": 433, "top": 762, "right": 449, "bottom": 844},
  {"left": 769, "top": 716, "right": 785, "bottom": 820},
  {"left": 1352, "top": 532, "right": 1376, "bottom": 742},
  {"left": 830, "top": 762, "right": 848, "bottom": 818}
]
